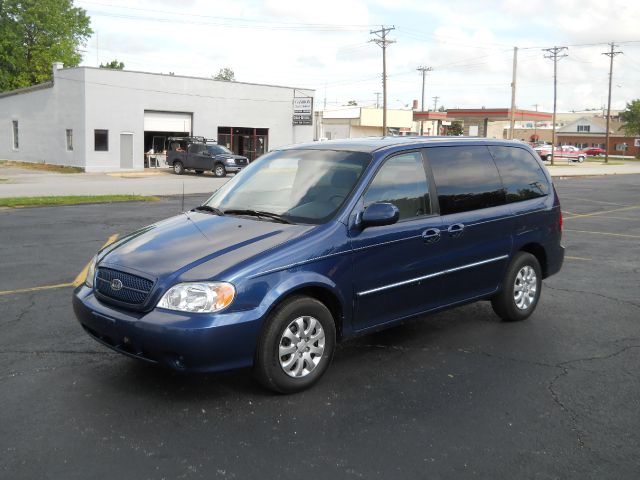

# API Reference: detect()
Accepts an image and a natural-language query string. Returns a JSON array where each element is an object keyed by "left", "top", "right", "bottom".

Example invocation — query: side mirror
[{"left": 361, "top": 202, "right": 400, "bottom": 228}]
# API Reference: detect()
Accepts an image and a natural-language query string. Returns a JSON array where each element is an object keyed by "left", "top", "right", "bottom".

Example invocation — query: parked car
[
  {"left": 583, "top": 147, "right": 606, "bottom": 156},
  {"left": 534, "top": 145, "right": 586, "bottom": 163},
  {"left": 73, "top": 137, "right": 564, "bottom": 393},
  {"left": 167, "top": 137, "right": 248, "bottom": 176}
]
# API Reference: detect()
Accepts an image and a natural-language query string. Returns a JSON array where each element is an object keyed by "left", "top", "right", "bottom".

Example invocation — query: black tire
[
  {"left": 195, "top": 170, "right": 204, "bottom": 174},
  {"left": 254, "top": 296, "right": 336, "bottom": 394},
  {"left": 213, "top": 164, "right": 227, "bottom": 177},
  {"left": 545, "top": 154, "right": 552, "bottom": 162},
  {"left": 577, "top": 156, "right": 585, "bottom": 163},
  {"left": 173, "top": 161, "right": 184, "bottom": 175},
  {"left": 491, "top": 252, "right": 542, "bottom": 322}
]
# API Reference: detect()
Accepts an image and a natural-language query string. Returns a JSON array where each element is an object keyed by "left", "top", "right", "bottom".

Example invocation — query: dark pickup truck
[{"left": 167, "top": 140, "right": 249, "bottom": 177}]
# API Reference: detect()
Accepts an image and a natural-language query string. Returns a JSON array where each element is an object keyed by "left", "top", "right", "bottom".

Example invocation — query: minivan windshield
[{"left": 204, "top": 149, "right": 372, "bottom": 224}]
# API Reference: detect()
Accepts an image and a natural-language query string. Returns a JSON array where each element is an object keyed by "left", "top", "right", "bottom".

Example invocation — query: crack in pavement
[
  {"left": 543, "top": 283, "right": 640, "bottom": 309},
  {"left": 0, "top": 296, "right": 36, "bottom": 328},
  {"left": 342, "top": 341, "right": 640, "bottom": 452}
]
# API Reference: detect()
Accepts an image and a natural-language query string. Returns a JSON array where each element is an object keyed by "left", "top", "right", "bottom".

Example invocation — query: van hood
[{"left": 99, "top": 211, "right": 312, "bottom": 279}]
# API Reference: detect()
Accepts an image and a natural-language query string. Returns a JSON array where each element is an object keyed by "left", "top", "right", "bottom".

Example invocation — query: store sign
[{"left": 293, "top": 97, "right": 313, "bottom": 125}]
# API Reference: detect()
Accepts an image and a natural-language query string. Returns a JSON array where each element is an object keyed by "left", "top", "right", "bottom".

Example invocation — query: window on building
[
  {"left": 12, "top": 120, "right": 19, "bottom": 149},
  {"left": 577, "top": 125, "right": 591, "bottom": 133},
  {"left": 94, "top": 129, "right": 108, "bottom": 151},
  {"left": 615, "top": 143, "right": 628, "bottom": 151},
  {"left": 66, "top": 129, "right": 73, "bottom": 151},
  {"left": 426, "top": 146, "right": 505, "bottom": 215},
  {"left": 364, "top": 152, "right": 431, "bottom": 221}
]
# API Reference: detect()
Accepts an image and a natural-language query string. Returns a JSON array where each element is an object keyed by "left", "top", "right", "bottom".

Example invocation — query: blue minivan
[{"left": 73, "top": 137, "right": 564, "bottom": 393}]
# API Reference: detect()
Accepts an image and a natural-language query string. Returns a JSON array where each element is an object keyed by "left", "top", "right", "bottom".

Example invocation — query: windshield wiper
[
  {"left": 192, "top": 205, "right": 225, "bottom": 216},
  {"left": 224, "top": 209, "right": 293, "bottom": 224}
]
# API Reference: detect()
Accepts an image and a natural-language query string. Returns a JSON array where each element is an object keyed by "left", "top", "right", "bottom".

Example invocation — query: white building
[
  {"left": 0, "top": 63, "right": 314, "bottom": 171},
  {"left": 317, "top": 107, "right": 415, "bottom": 140}
]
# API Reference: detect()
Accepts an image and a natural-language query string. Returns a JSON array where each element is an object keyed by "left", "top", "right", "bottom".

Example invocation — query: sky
[{"left": 77, "top": 0, "right": 640, "bottom": 113}]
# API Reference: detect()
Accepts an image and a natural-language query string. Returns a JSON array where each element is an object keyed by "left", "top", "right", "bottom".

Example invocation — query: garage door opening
[{"left": 144, "top": 111, "right": 192, "bottom": 167}]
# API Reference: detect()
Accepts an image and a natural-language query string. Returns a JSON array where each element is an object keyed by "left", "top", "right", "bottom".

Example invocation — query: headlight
[
  {"left": 157, "top": 282, "right": 235, "bottom": 313},
  {"left": 85, "top": 255, "right": 98, "bottom": 288},
  {"left": 224, "top": 158, "right": 235, "bottom": 164}
]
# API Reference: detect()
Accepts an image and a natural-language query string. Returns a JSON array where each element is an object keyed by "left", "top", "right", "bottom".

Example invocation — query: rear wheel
[
  {"left": 213, "top": 164, "right": 227, "bottom": 177},
  {"left": 173, "top": 161, "right": 184, "bottom": 175},
  {"left": 545, "top": 154, "right": 552, "bottom": 162},
  {"left": 577, "top": 155, "right": 585, "bottom": 163},
  {"left": 491, "top": 252, "right": 542, "bottom": 322},
  {"left": 254, "top": 296, "right": 336, "bottom": 394}
]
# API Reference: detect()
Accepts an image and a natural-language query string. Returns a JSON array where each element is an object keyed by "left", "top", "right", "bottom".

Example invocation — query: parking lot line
[
  {"left": 565, "top": 256, "right": 592, "bottom": 261},
  {"left": 565, "top": 229, "right": 640, "bottom": 239},
  {"left": 563, "top": 205, "right": 640, "bottom": 220},
  {"left": 0, "top": 282, "right": 74, "bottom": 296},
  {"left": 0, "top": 234, "right": 119, "bottom": 297},
  {"left": 562, "top": 197, "right": 629, "bottom": 207}
]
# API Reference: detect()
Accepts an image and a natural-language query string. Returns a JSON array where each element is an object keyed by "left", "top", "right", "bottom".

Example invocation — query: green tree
[
  {"left": 619, "top": 100, "right": 640, "bottom": 158},
  {"left": 346, "top": 100, "right": 358, "bottom": 106},
  {"left": 99, "top": 59, "right": 124, "bottom": 70},
  {"left": 447, "top": 121, "right": 463, "bottom": 136},
  {"left": 0, "top": 0, "right": 92, "bottom": 92},
  {"left": 213, "top": 67, "right": 235, "bottom": 81}
]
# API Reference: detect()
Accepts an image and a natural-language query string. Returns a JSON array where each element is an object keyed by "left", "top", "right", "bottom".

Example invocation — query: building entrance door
[{"left": 120, "top": 133, "right": 134, "bottom": 169}]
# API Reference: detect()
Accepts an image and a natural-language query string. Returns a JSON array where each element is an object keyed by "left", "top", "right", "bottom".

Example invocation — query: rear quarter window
[
  {"left": 488, "top": 146, "right": 550, "bottom": 202},
  {"left": 426, "top": 145, "right": 505, "bottom": 215}
]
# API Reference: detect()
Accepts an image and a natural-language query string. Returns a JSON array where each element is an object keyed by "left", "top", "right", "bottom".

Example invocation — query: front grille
[
  {"left": 95, "top": 267, "right": 154, "bottom": 305},
  {"left": 235, "top": 158, "right": 247, "bottom": 165}
]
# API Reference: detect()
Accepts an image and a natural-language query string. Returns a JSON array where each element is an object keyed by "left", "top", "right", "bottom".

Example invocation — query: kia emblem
[{"left": 110, "top": 279, "right": 123, "bottom": 291}]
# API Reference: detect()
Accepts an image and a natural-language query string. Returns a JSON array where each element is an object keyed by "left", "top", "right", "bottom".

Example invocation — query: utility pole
[
  {"left": 603, "top": 42, "right": 623, "bottom": 164},
  {"left": 374, "top": 92, "right": 381, "bottom": 109},
  {"left": 370, "top": 26, "right": 395, "bottom": 136},
  {"left": 508, "top": 46, "right": 518, "bottom": 140},
  {"left": 417, "top": 66, "right": 433, "bottom": 135},
  {"left": 432, "top": 96, "right": 439, "bottom": 112},
  {"left": 543, "top": 46, "right": 568, "bottom": 166}
]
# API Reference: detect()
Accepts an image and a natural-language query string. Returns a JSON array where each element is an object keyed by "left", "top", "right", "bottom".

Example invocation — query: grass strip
[
  {"left": 0, "top": 160, "right": 84, "bottom": 174},
  {"left": 0, "top": 195, "right": 159, "bottom": 208}
]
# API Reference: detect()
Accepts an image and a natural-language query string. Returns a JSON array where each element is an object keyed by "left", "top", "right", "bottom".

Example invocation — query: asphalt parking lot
[{"left": 1, "top": 175, "right": 639, "bottom": 479}]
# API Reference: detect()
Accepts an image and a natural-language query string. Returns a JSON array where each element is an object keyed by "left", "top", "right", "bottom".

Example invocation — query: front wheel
[
  {"left": 254, "top": 296, "right": 336, "bottom": 394},
  {"left": 173, "top": 161, "right": 184, "bottom": 175},
  {"left": 213, "top": 164, "right": 227, "bottom": 177},
  {"left": 491, "top": 252, "right": 542, "bottom": 322}
]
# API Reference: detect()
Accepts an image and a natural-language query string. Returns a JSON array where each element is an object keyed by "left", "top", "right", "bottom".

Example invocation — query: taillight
[{"left": 559, "top": 209, "right": 563, "bottom": 236}]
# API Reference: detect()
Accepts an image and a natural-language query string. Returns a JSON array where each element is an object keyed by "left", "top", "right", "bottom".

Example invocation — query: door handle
[
  {"left": 421, "top": 228, "right": 441, "bottom": 244},
  {"left": 447, "top": 223, "right": 465, "bottom": 238}
]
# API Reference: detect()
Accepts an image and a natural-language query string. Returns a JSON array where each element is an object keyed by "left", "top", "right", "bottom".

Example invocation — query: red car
[{"left": 583, "top": 147, "right": 606, "bottom": 156}]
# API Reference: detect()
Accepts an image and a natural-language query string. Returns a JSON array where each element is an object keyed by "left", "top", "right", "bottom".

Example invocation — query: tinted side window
[
  {"left": 427, "top": 146, "right": 505, "bottom": 215},
  {"left": 363, "top": 152, "right": 431, "bottom": 220},
  {"left": 489, "top": 146, "right": 550, "bottom": 202}
]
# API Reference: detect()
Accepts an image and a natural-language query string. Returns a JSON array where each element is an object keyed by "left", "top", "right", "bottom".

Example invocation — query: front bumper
[
  {"left": 73, "top": 285, "right": 264, "bottom": 373},
  {"left": 225, "top": 165, "right": 243, "bottom": 173}
]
